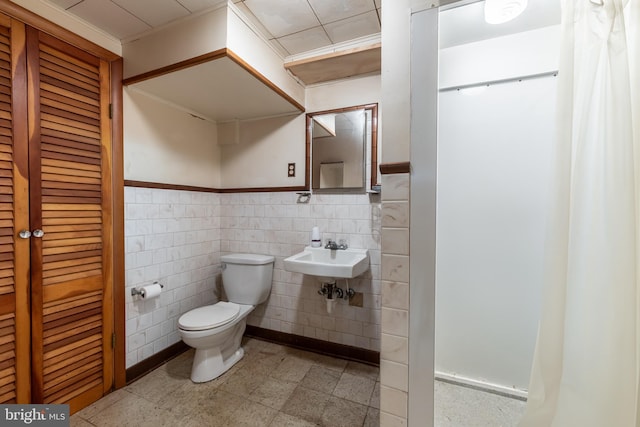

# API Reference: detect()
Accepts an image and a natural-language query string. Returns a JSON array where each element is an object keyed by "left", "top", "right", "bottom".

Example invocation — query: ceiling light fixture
[{"left": 484, "top": 0, "right": 528, "bottom": 24}]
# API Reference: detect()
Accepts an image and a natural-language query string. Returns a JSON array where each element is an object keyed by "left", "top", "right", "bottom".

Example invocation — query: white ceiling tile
[
  {"left": 277, "top": 26, "right": 331, "bottom": 55},
  {"left": 307, "top": 0, "right": 374, "bottom": 24},
  {"left": 234, "top": 2, "right": 275, "bottom": 39},
  {"left": 112, "top": 0, "right": 189, "bottom": 27},
  {"left": 324, "top": 11, "right": 380, "bottom": 44},
  {"left": 244, "top": 0, "right": 320, "bottom": 37},
  {"left": 177, "top": 0, "right": 227, "bottom": 13},
  {"left": 67, "top": 0, "right": 151, "bottom": 39},
  {"left": 270, "top": 38, "right": 291, "bottom": 57},
  {"left": 47, "top": 0, "right": 83, "bottom": 9}
]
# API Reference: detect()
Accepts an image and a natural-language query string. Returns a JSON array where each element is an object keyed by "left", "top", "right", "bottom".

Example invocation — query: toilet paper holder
[{"left": 131, "top": 281, "right": 163, "bottom": 297}]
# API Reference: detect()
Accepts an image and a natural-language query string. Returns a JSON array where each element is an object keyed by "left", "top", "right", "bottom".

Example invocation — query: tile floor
[
  {"left": 71, "top": 337, "right": 526, "bottom": 427},
  {"left": 434, "top": 380, "right": 526, "bottom": 427},
  {"left": 71, "top": 338, "right": 380, "bottom": 427}
]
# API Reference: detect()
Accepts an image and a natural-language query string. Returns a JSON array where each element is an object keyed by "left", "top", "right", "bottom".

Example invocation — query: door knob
[
  {"left": 32, "top": 229, "right": 45, "bottom": 238},
  {"left": 18, "top": 230, "right": 31, "bottom": 239}
]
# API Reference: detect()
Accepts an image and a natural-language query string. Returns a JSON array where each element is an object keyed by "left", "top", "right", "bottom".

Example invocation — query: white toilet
[{"left": 178, "top": 253, "right": 274, "bottom": 383}]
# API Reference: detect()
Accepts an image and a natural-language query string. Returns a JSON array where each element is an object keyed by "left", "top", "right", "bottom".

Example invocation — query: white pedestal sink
[{"left": 283, "top": 246, "right": 369, "bottom": 279}]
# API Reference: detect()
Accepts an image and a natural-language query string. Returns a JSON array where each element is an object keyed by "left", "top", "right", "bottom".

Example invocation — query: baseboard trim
[
  {"left": 125, "top": 327, "right": 380, "bottom": 385},
  {"left": 125, "top": 341, "right": 190, "bottom": 384},
  {"left": 245, "top": 325, "right": 380, "bottom": 366},
  {"left": 435, "top": 371, "right": 528, "bottom": 401}
]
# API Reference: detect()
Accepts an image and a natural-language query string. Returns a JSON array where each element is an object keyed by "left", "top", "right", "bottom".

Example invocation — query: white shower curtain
[{"left": 519, "top": 0, "right": 639, "bottom": 426}]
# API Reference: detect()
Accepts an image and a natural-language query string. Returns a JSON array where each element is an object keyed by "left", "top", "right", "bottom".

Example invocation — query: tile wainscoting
[
  {"left": 124, "top": 187, "right": 222, "bottom": 368},
  {"left": 124, "top": 187, "right": 383, "bottom": 368},
  {"left": 380, "top": 172, "right": 411, "bottom": 426}
]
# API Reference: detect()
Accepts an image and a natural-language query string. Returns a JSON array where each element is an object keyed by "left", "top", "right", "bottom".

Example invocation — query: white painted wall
[
  {"left": 305, "top": 74, "right": 381, "bottom": 112},
  {"left": 122, "top": 4, "right": 304, "bottom": 107},
  {"left": 121, "top": 6, "right": 228, "bottom": 79},
  {"left": 379, "top": 1, "right": 415, "bottom": 425},
  {"left": 226, "top": 4, "right": 305, "bottom": 107},
  {"left": 124, "top": 88, "right": 221, "bottom": 187},
  {"left": 219, "top": 74, "right": 382, "bottom": 190},
  {"left": 408, "top": 7, "right": 438, "bottom": 427},
  {"left": 435, "top": 26, "right": 560, "bottom": 392},
  {"left": 439, "top": 25, "right": 561, "bottom": 90},
  {"left": 219, "top": 114, "right": 306, "bottom": 188}
]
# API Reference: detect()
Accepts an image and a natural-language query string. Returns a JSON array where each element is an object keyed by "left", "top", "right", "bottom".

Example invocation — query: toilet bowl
[{"left": 178, "top": 253, "right": 274, "bottom": 383}]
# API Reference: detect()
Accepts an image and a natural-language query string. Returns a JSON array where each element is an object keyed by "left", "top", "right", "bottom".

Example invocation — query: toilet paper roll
[{"left": 140, "top": 283, "right": 162, "bottom": 299}]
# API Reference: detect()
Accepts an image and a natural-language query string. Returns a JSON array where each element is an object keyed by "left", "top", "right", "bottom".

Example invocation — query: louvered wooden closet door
[
  {"left": 0, "top": 15, "right": 29, "bottom": 405},
  {"left": 27, "top": 28, "right": 113, "bottom": 412}
]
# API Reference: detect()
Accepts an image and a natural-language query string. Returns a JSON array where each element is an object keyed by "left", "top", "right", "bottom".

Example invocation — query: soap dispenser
[{"left": 311, "top": 226, "right": 321, "bottom": 247}]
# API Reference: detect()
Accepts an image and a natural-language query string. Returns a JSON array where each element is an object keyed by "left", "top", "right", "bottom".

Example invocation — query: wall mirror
[{"left": 307, "top": 103, "right": 378, "bottom": 193}]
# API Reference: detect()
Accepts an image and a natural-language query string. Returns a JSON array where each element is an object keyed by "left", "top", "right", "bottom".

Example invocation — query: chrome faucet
[{"left": 325, "top": 239, "right": 348, "bottom": 250}]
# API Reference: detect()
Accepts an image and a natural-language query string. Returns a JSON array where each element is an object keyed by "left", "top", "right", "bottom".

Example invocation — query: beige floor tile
[
  {"left": 70, "top": 416, "right": 94, "bottom": 427},
  {"left": 333, "top": 372, "right": 376, "bottom": 406},
  {"left": 74, "top": 388, "right": 131, "bottom": 420},
  {"left": 160, "top": 349, "right": 195, "bottom": 379},
  {"left": 178, "top": 414, "right": 229, "bottom": 427},
  {"left": 283, "top": 347, "right": 319, "bottom": 363},
  {"left": 370, "top": 381, "right": 380, "bottom": 409},
  {"left": 344, "top": 361, "right": 380, "bottom": 381},
  {"left": 242, "top": 350, "right": 287, "bottom": 377},
  {"left": 268, "top": 412, "right": 320, "bottom": 427},
  {"left": 68, "top": 341, "right": 526, "bottom": 427},
  {"left": 254, "top": 340, "right": 288, "bottom": 355},
  {"left": 364, "top": 406, "right": 380, "bottom": 427},
  {"left": 156, "top": 377, "right": 222, "bottom": 417},
  {"left": 241, "top": 337, "right": 267, "bottom": 354},
  {"left": 126, "top": 368, "right": 189, "bottom": 403},
  {"left": 219, "top": 368, "right": 268, "bottom": 397},
  {"left": 282, "top": 385, "right": 331, "bottom": 424},
  {"left": 271, "top": 355, "right": 313, "bottom": 383},
  {"left": 309, "top": 352, "right": 349, "bottom": 373},
  {"left": 300, "top": 365, "right": 341, "bottom": 394},
  {"left": 230, "top": 400, "right": 279, "bottom": 426},
  {"left": 321, "top": 395, "right": 368, "bottom": 427},
  {"left": 86, "top": 392, "right": 181, "bottom": 427},
  {"left": 248, "top": 377, "right": 298, "bottom": 410},
  {"left": 179, "top": 389, "right": 243, "bottom": 426}
]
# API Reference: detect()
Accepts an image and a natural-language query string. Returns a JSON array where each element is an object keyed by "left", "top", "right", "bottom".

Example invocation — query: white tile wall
[
  {"left": 124, "top": 187, "right": 383, "bottom": 368},
  {"left": 220, "top": 192, "right": 382, "bottom": 351},
  {"left": 124, "top": 187, "right": 221, "bottom": 368},
  {"left": 380, "top": 172, "right": 411, "bottom": 425}
]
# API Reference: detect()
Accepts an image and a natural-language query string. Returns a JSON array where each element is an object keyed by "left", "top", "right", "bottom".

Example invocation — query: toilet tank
[{"left": 220, "top": 253, "right": 275, "bottom": 305}]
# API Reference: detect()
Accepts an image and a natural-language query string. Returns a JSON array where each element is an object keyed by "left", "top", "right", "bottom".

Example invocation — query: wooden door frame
[
  {"left": 110, "top": 59, "right": 125, "bottom": 390},
  {"left": 0, "top": 0, "right": 125, "bottom": 394}
]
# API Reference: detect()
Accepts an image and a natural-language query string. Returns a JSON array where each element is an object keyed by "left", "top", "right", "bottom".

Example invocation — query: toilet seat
[{"left": 178, "top": 302, "right": 240, "bottom": 331}]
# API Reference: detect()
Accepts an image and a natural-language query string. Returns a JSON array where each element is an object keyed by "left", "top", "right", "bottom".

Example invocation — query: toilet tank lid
[{"left": 221, "top": 253, "right": 275, "bottom": 265}]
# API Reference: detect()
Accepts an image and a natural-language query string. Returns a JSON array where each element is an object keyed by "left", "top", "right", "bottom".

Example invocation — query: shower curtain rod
[{"left": 439, "top": 70, "right": 558, "bottom": 93}]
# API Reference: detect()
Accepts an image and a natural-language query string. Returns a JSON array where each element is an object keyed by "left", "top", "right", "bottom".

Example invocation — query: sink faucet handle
[{"left": 338, "top": 239, "right": 348, "bottom": 249}]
